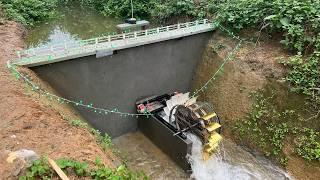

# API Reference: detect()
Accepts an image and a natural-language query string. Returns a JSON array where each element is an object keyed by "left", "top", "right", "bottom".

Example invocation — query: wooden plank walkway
[{"left": 12, "top": 19, "right": 215, "bottom": 67}]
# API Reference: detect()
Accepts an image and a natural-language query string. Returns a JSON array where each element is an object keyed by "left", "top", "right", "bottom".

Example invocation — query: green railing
[{"left": 14, "top": 19, "right": 213, "bottom": 65}]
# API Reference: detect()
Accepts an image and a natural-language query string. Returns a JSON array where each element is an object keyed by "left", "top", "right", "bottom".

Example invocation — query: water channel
[{"left": 26, "top": 5, "right": 293, "bottom": 180}]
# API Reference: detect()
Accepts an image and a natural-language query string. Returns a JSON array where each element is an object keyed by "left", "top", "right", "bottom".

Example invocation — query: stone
[
  {"left": 4, "top": 149, "right": 39, "bottom": 177},
  {"left": 6, "top": 149, "right": 39, "bottom": 167}
]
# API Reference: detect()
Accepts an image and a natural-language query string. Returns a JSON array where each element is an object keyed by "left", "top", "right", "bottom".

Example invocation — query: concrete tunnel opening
[{"left": 30, "top": 31, "right": 213, "bottom": 171}]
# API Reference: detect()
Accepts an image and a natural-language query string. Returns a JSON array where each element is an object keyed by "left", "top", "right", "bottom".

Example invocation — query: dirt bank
[
  {"left": 0, "top": 21, "right": 118, "bottom": 179},
  {"left": 193, "top": 30, "right": 320, "bottom": 180},
  {"left": 194, "top": 30, "right": 288, "bottom": 136}
]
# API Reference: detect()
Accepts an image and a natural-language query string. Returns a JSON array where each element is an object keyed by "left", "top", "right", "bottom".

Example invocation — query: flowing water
[
  {"left": 27, "top": 5, "right": 295, "bottom": 180},
  {"left": 113, "top": 132, "right": 292, "bottom": 180},
  {"left": 188, "top": 134, "right": 291, "bottom": 180}
]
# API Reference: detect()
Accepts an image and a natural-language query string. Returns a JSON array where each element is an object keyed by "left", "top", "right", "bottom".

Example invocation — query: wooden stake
[{"left": 48, "top": 157, "right": 70, "bottom": 180}]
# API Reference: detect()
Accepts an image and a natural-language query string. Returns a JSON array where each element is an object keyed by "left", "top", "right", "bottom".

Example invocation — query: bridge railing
[{"left": 14, "top": 19, "right": 212, "bottom": 64}]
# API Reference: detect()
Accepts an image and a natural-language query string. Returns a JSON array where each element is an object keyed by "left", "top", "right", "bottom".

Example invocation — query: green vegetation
[
  {"left": 57, "top": 0, "right": 211, "bottom": 21},
  {"left": 70, "top": 119, "right": 88, "bottom": 128},
  {"left": 19, "top": 157, "right": 53, "bottom": 180},
  {"left": 68, "top": 119, "right": 113, "bottom": 151},
  {"left": 211, "top": 0, "right": 320, "bottom": 53},
  {"left": 1, "top": 0, "right": 58, "bottom": 25},
  {"left": 19, "top": 156, "right": 147, "bottom": 180},
  {"left": 296, "top": 128, "right": 320, "bottom": 161},
  {"left": 233, "top": 92, "right": 290, "bottom": 165},
  {"left": 91, "top": 129, "right": 113, "bottom": 151},
  {"left": 212, "top": 0, "right": 320, "bottom": 110},
  {"left": 284, "top": 53, "right": 320, "bottom": 96},
  {"left": 233, "top": 91, "right": 320, "bottom": 165}
]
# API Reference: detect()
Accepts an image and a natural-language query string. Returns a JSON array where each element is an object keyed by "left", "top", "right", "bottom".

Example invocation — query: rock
[
  {"left": 6, "top": 149, "right": 39, "bottom": 167},
  {"left": 5, "top": 149, "right": 39, "bottom": 177}
]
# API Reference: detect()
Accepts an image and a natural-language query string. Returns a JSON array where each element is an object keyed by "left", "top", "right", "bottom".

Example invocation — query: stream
[
  {"left": 187, "top": 134, "right": 291, "bottom": 180},
  {"left": 27, "top": 5, "right": 293, "bottom": 180}
]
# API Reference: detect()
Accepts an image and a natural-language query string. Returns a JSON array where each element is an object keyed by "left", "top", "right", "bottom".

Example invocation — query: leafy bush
[
  {"left": 19, "top": 157, "right": 53, "bottom": 180},
  {"left": 71, "top": 0, "right": 209, "bottom": 22},
  {"left": 213, "top": 0, "right": 320, "bottom": 53},
  {"left": 91, "top": 163, "right": 147, "bottom": 180},
  {"left": 70, "top": 119, "right": 89, "bottom": 128},
  {"left": 91, "top": 0, "right": 152, "bottom": 19},
  {"left": 20, "top": 157, "right": 148, "bottom": 179},
  {"left": 150, "top": 0, "right": 196, "bottom": 22},
  {"left": 213, "top": 1, "right": 320, "bottom": 129},
  {"left": 296, "top": 128, "right": 320, "bottom": 161},
  {"left": 1, "top": 0, "right": 58, "bottom": 25},
  {"left": 265, "top": 0, "right": 320, "bottom": 53},
  {"left": 284, "top": 52, "right": 320, "bottom": 95},
  {"left": 215, "top": 0, "right": 271, "bottom": 30},
  {"left": 56, "top": 158, "right": 89, "bottom": 176}
]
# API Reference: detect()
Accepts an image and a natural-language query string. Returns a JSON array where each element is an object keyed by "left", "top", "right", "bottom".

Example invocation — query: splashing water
[{"left": 187, "top": 134, "right": 292, "bottom": 180}]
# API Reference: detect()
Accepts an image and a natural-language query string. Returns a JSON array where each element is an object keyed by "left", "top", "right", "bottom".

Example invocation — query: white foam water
[{"left": 187, "top": 134, "right": 292, "bottom": 180}]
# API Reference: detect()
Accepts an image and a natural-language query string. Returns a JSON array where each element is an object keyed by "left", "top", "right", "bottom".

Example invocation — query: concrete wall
[{"left": 32, "top": 32, "right": 212, "bottom": 137}]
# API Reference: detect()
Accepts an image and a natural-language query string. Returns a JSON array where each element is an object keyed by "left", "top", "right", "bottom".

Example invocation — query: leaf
[
  {"left": 280, "top": 17, "right": 290, "bottom": 27},
  {"left": 264, "top": 14, "right": 277, "bottom": 20}
]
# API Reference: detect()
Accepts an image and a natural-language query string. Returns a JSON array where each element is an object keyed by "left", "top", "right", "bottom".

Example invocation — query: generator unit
[{"left": 136, "top": 92, "right": 222, "bottom": 170}]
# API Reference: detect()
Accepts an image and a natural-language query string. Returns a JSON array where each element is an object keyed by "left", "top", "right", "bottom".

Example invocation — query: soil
[
  {"left": 193, "top": 30, "right": 288, "bottom": 138},
  {"left": 193, "top": 30, "right": 320, "bottom": 180},
  {"left": 0, "top": 21, "right": 118, "bottom": 179}
]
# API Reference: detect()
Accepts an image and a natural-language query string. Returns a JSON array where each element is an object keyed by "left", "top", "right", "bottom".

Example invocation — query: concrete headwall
[{"left": 32, "top": 32, "right": 212, "bottom": 137}]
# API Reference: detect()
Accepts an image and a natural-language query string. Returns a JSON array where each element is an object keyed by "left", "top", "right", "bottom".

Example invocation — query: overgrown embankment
[
  {"left": 0, "top": 20, "right": 146, "bottom": 179},
  {"left": 186, "top": 1, "right": 319, "bottom": 179},
  {"left": 193, "top": 29, "right": 320, "bottom": 180}
]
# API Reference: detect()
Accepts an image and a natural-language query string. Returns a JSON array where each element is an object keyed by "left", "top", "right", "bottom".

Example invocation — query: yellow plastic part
[
  {"left": 202, "top": 152, "right": 210, "bottom": 161},
  {"left": 204, "top": 143, "right": 219, "bottom": 153},
  {"left": 201, "top": 112, "right": 217, "bottom": 121},
  {"left": 208, "top": 132, "right": 223, "bottom": 144},
  {"left": 206, "top": 122, "right": 221, "bottom": 132}
]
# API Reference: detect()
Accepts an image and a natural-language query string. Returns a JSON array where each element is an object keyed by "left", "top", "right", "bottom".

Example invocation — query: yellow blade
[
  {"left": 201, "top": 112, "right": 217, "bottom": 121},
  {"left": 206, "top": 122, "right": 221, "bottom": 132},
  {"left": 204, "top": 143, "right": 219, "bottom": 153},
  {"left": 208, "top": 133, "right": 223, "bottom": 145},
  {"left": 202, "top": 152, "right": 210, "bottom": 161}
]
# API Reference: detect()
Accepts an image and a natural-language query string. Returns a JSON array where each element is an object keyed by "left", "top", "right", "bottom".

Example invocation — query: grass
[{"left": 232, "top": 82, "right": 320, "bottom": 165}]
